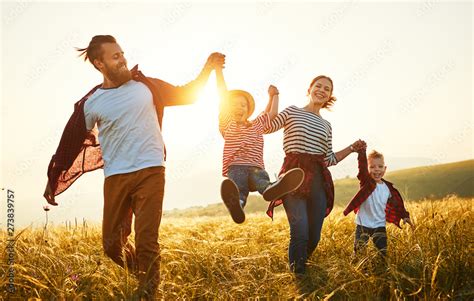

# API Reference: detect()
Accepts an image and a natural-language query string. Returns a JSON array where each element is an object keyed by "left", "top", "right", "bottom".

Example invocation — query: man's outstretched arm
[{"left": 153, "top": 52, "right": 225, "bottom": 107}]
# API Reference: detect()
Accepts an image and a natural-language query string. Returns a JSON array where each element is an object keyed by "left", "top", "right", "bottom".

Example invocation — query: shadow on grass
[{"left": 293, "top": 264, "right": 329, "bottom": 298}]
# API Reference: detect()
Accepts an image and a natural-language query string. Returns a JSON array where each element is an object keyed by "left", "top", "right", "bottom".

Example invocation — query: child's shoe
[
  {"left": 262, "top": 168, "right": 305, "bottom": 202},
  {"left": 221, "top": 179, "right": 245, "bottom": 224}
]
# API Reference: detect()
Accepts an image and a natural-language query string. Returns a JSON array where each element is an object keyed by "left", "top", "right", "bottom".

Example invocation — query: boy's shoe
[
  {"left": 221, "top": 179, "right": 245, "bottom": 224},
  {"left": 262, "top": 168, "right": 305, "bottom": 202}
]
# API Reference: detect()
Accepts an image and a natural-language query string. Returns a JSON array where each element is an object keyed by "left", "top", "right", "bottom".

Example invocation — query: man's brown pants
[{"left": 102, "top": 166, "right": 165, "bottom": 297}]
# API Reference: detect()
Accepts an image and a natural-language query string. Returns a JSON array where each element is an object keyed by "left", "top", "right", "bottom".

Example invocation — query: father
[{"left": 43, "top": 35, "right": 224, "bottom": 298}]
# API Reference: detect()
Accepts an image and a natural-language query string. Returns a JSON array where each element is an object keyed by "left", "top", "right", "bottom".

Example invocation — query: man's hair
[
  {"left": 368, "top": 150, "right": 384, "bottom": 161},
  {"left": 76, "top": 35, "right": 117, "bottom": 70}
]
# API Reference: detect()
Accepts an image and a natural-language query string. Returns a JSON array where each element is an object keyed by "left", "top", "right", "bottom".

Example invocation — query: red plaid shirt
[
  {"left": 343, "top": 150, "right": 410, "bottom": 228},
  {"left": 46, "top": 65, "right": 207, "bottom": 199},
  {"left": 266, "top": 153, "right": 335, "bottom": 219}
]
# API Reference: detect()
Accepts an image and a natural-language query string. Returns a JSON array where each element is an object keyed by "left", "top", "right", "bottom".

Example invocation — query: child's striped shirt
[{"left": 219, "top": 112, "right": 271, "bottom": 176}]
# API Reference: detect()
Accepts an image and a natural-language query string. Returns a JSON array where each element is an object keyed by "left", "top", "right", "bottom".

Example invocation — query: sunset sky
[{"left": 1, "top": 1, "right": 472, "bottom": 227}]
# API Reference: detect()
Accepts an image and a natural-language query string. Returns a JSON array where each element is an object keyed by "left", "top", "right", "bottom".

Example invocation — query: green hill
[{"left": 164, "top": 159, "right": 474, "bottom": 218}]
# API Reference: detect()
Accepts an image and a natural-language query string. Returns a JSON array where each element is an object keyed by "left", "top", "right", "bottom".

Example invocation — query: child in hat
[{"left": 216, "top": 65, "right": 304, "bottom": 223}]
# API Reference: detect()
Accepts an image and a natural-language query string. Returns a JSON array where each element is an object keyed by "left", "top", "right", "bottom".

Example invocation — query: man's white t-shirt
[
  {"left": 355, "top": 182, "right": 391, "bottom": 228},
  {"left": 84, "top": 80, "right": 165, "bottom": 178}
]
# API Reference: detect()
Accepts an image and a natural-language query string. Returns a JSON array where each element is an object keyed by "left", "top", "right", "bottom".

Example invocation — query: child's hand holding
[
  {"left": 268, "top": 85, "right": 279, "bottom": 97},
  {"left": 351, "top": 139, "right": 367, "bottom": 152},
  {"left": 207, "top": 52, "right": 226, "bottom": 70}
]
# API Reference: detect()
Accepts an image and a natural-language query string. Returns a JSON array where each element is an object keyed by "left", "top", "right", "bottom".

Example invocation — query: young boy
[
  {"left": 216, "top": 66, "right": 304, "bottom": 224},
  {"left": 344, "top": 147, "right": 414, "bottom": 257}
]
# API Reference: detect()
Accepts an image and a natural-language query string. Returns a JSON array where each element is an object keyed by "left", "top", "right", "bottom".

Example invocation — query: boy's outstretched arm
[
  {"left": 356, "top": 146, "right": 370, "bottom": 187},
  {"left": 266, "top": 85, "right": 279, "bottom": 120}
]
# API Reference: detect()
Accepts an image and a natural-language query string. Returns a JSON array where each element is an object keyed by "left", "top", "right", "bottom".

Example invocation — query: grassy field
[
  {"left": 333, "top": 159, "right": 474, "bottom": 205},
  {"left": 164, "top": 159, "right": 474, "bottom": 219},
  {"left": 1, "top": 197, "right": 473, "bottom": 300}
]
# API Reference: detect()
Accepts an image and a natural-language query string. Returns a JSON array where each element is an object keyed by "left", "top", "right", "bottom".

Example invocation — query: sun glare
[
  {"left": 193, "top": 79, "right": 221, "bottom": 126},
  {"left": 162, "top": 79, "right": 221, "bottom": 147}
]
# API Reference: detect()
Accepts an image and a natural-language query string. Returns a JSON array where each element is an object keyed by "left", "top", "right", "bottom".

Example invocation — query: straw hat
[{"left": 227, "top": 89, "right": 255, "bottom": 118}]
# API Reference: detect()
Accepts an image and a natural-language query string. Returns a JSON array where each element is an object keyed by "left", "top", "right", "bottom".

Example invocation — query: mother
[{"left": 265, "top": 75, "right": 364, "bottom": 275}]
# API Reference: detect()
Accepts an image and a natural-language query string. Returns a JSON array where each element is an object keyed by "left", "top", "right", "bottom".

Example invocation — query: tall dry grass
[{"left": 1, "top": 197, "right": 473, "bottom": 300}]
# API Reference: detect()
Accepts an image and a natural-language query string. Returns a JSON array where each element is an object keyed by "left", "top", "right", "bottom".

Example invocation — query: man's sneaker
[
  {"left": 220, "top": 179, "right": 245, "bottom": 224},
  {"left": 262, "top": 168, "right": 305, "bottom": 202}
]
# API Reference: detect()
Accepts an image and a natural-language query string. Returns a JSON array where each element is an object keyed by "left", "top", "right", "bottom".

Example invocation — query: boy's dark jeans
[{"left": 354, "top": 225, "right": 387, "bottom": 257}]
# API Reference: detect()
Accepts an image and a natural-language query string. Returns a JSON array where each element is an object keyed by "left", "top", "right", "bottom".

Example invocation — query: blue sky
[{"left": 1, "top": 1, "right": 472, "bottom": 227}]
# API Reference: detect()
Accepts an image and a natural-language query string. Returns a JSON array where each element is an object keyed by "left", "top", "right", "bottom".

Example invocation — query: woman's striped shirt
[{"left": 265, "top": 105, "right": 338, "bottom": 166}]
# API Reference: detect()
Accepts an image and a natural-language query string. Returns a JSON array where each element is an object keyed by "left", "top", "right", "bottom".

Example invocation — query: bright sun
[
  {"left": 193, "top": 80, "right": 220, "bottom": 127},
  {"left": 195, "top": 80, "right": 220, "bottom": 110},
  {"left": 162, "top": 80, "right": 221, "bottom": 146}
]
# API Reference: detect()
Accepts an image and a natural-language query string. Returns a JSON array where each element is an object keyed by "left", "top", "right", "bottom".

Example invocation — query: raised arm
[
  {"left": 152, "top": 52, "right": 225, "bottom": 107},
  {"left": 215, "top": 65, "right": 233, "bottom": 136},
  {"left": 356, "top": 147, "right": 370, "bottom": 186},
  {"left": 263, "top": 106, "right": 290, "bottom": 134},
  {"left": 215, "top": 65, "right": 229, "bottom": 110},
  {"left": 266, "top": 85, "right": 279, "bottom": 120}
]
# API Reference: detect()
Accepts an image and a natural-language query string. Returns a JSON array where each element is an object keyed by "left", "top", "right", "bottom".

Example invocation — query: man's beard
[{"left": 104, "top": 63, "right": 132, "bottom": 86}]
